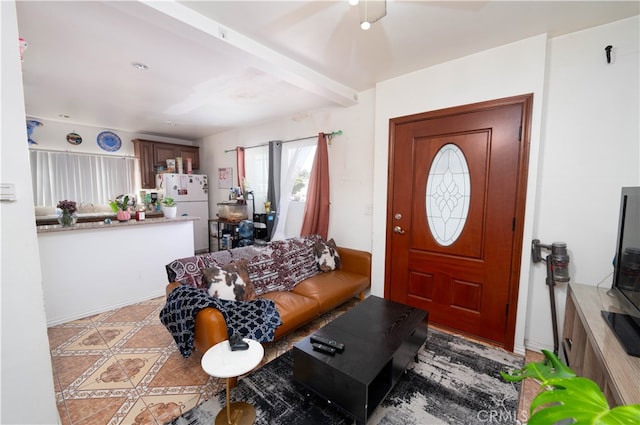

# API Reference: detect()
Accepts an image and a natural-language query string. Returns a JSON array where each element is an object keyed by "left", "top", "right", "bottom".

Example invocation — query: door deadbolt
[
  {"left": 393, "top": 226, "right": 405, "bottom": 234},
  {"left": 394, "top": 213, "right": 402, "bottom": 220}
]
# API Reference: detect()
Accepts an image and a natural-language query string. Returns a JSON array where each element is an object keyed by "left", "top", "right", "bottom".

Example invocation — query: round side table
[{"left": 201, "top": 338, "right": 264, "bottom": 425}]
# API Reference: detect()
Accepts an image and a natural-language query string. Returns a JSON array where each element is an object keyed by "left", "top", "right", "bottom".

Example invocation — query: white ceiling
[{"left": 16, "top": 1, "right": 639, "bottom": 140}]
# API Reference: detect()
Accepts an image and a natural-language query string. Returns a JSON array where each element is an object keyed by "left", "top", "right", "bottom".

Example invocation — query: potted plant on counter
[
  {"left": 161, "top": 197, "right": 177, "bottom": 219},
  {"left": 109, "top": 195, "right": 131, "bottom": 222}
]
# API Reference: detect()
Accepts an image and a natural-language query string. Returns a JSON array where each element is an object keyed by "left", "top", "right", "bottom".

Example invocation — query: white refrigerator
[{"left": 156, "top": 173, "right": 209, "bottom": 253}]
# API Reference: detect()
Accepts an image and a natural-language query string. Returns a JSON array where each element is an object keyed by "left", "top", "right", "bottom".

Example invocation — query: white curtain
[
  {"left": 243, "top": 145, "right": 269, "bottom": 216},
  {"left": 30, "top": 150, "right": 136, "bottom": 206},
  {"left": 271, "top": 138, "right": 317, "bottom": 241}
]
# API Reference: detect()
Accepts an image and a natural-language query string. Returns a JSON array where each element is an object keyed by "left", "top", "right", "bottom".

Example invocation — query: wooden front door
[{"left": 385, "top": 95, "right": 532, "bottom": 350}]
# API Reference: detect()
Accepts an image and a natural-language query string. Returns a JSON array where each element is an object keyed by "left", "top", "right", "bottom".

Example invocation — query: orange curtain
[
  {"left": 236, "top": 147, "right": 245, "bottom": 191},
  {"left": 301, "top": 133, "right": 329, "bottom": 239}
]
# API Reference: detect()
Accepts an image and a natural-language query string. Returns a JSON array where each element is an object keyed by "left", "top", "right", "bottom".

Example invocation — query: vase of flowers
[
  {"left": 57, "top": 200, "right": 78, "bottom": 227},
  {"left": 109, "top": 195, "right": 131, "bottom": 222}
]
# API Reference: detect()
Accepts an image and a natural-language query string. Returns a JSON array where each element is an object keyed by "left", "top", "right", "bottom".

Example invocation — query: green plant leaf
[
  {"left": 529, "top": 377, "right": 607, "bottom": 423},
  {"left": 109, "top": 195, "right": 130, "bottom": 211},
  {"left": 502, "top": 350, "right": 640, "bottom": 425},
  {"left": 528, "top": 376, "right": 640, "bottom": 424},
  {"left": 501, "top": 349, "right": 576, "bottom": 383},
  {"left": 602, "top": 405, "right": 640, "bottom": 424}
]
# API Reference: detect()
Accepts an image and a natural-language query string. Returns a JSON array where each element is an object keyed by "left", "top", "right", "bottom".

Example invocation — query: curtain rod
[
  {"left": 224, "top": 130, "right": 342, "bottom": 153},
  {"left": 29, "top": 148, "right": 135, "bottom": 159}
]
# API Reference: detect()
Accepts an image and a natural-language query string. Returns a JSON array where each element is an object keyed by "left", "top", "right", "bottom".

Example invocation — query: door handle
[{"left": 393, "top": 225, "right": 405, "bottom": 234}]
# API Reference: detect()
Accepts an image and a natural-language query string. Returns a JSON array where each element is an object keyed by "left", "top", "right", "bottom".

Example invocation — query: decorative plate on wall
[
  {"left": 26, "top": 119, "right": 43, "bottom": 145},
  {"left": 66, "top": 132, "right": 82, "bottom": 145},
  {"left": 97, "top": 131, "right": 122, "bottom": 152}
]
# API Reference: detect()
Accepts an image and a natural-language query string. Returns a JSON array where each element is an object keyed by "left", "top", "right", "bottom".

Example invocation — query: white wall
[
  {"left": 198, "top": 89, "right": 376, "bottom": 252},
  {"left": 27, "top": 118, "right": 195, "bottom": 157},
  {"left": 373, "top": 35, "right": 549, "bottom": 354},
  {"left": 1, "top": 2, "right": 59, "bottom": 423},
  {"left": 526, "top": 16, "right": 640, "bottom": 352}
]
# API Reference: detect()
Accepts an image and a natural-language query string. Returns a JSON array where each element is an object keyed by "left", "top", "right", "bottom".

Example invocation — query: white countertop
[{"left": 37, "top": 215, "right": 199, "bottom": 233}]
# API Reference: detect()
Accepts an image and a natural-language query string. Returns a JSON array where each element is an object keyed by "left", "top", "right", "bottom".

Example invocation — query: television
[{"left": 601, "top": 186, "right": 640, "bottom": 357}]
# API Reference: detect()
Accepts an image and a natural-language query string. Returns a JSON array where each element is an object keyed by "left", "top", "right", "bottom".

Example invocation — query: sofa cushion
[
  {"left": 166, "top": 255, "right": 209, "bottom": 289},
  {"left": 259, "top": 291, "right": 320, "bottom": 339},
  {"left": 246, "top": 236, "right": 319, "bottom": 295},
  {"left": 292, "top": 270, "right": 370, "bottom": 313},
  {"left": 166, "top": 237, "right": 321, "bottom": 295},
  {"left": 202, "top": 259, "right": 255, "bottom": 301},
  {"left": 314, "top": 238, "right": 341, "bottom": 272}
]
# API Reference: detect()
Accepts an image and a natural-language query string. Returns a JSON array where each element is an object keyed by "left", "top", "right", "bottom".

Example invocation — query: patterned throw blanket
[{"left": 160, "top": 285, "right": 282, "bottom": 357}]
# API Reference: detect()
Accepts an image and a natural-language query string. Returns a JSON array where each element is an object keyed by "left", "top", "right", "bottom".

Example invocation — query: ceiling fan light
[{"left": 358, "top": 0, "right": 385, "bottom": 30}]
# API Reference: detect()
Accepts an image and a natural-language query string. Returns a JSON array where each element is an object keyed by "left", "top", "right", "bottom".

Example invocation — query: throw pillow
[
  {"left": 314, "top": 238, "right": 341, "bottom": 272},
  {"left": 202, "top": 259, "right": 255, "bottom": 301}
]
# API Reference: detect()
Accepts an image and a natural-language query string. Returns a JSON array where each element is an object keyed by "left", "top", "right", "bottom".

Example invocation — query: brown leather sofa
[{"left": 165, "top": 245, "right": 371, "bottom": 355}]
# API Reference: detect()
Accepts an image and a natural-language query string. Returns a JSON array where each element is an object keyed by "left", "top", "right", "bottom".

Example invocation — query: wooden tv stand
[{"left": 562, "top": 283, "right": 640, "bottom": 406}]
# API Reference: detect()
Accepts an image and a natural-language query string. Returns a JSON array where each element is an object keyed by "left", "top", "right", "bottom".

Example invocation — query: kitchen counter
[
  {"left": 35, "top": 211, "right": 165, "bottom": 226},
  {"left": 37, "top": 215, "right": 198, "bottom": 234},
  {"left": 38, "top": 217, "right": 197, "bottom": 325}
]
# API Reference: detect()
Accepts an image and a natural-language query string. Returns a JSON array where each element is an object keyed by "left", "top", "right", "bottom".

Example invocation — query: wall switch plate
[{"left": 0, "top": 183, "right": 16, "bottom": 201}]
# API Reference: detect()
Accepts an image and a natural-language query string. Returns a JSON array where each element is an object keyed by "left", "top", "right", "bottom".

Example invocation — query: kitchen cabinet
[
  {"left": 133, "top": 139, "right": 156, "bottom": 189},
  {"left": 154, "top": 143, "right": 178, "bottom": 167},
  {"left": 178, "top": 145, "right": 199, "bottom": 170},
  {"left": 133, "top": 139, "right": 200, "bottom": 189}
]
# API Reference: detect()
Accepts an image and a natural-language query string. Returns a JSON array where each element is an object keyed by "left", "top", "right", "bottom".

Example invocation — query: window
[
  {"left": 272, "top": 138, "right": 316, "bottom": 240},
  {"left": 30, "top": 150, "right": 136, "bottom": 207},
  {"left": 243, "top": 145, "right": 269, "bottom": 214},
  {"left": 426, "top": 143, "right": 470, "bottom": 246}
]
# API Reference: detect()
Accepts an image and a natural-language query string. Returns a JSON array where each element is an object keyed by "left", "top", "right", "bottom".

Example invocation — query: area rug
[{"left": 168, "top": 328, "right": 523, "bottom": 425}]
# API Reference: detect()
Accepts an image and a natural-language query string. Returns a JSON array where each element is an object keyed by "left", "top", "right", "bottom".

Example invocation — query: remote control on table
[
  {"left": 310, "top": 335, "right": 345, "bottom": 352},
  {"left": 312, "top": 343, "right": 336, "bottom": 356}
]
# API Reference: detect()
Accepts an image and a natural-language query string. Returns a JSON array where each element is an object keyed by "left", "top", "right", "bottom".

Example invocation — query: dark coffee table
[{"left": 292, "top": 295, "right": 429, "bottom": 424}]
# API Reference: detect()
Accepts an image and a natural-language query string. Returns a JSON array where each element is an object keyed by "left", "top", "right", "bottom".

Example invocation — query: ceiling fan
[{"left": 349, "top": 0, "right": 387, "bottom": 30}]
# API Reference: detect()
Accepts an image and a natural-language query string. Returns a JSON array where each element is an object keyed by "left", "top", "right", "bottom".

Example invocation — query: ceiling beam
[{"left": 140, "top": 0, "right": 359, "bottom": 107}]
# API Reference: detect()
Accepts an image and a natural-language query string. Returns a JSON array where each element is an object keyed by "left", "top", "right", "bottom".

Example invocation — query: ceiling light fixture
[
  {"left": 131, "top": 62, "right": 149, "bottom": 71},
  {"left": 353, "top": 0, "right": 386, "bottom": 31}
]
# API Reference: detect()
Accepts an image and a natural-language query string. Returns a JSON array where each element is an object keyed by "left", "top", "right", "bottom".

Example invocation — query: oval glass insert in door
[{"left": 425, "top": 143, "right": 471, "bottom": 246}]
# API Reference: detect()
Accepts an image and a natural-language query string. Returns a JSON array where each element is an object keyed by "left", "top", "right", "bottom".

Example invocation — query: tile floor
[
  {"left": 48, "top": 296, "right": 539, "bottom": 425},
  {"left": 48, "top": 296, "right": 358, "bottom": 425},
  {"left": 517, "top": 350, "right": 544, "bottom": 423}
]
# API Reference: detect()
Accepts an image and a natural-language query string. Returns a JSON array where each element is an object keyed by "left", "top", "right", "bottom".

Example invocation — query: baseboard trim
[{"left": 46, "top": 290, "right": 166, "bottom": 326}]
